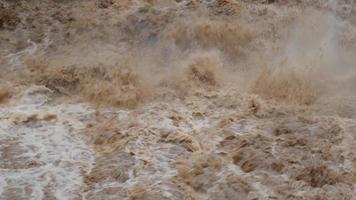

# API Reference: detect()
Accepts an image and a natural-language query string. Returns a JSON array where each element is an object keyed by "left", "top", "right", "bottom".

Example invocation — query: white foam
[{"left": 0, "top": 88, "right": 94, "bottom": 199}]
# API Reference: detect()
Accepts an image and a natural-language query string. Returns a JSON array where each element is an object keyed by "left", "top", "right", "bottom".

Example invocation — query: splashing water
[{"left": 0, "top": 0, "right": 356, "bottom": 199}]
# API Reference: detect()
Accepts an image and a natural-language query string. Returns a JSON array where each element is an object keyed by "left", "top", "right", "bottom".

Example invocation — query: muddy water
[
  {"left": 1, "top": 87, "right": 355, "bottom": 199},
  {"left": 0, "top": 0, "right": 356, "bottom": 199}
]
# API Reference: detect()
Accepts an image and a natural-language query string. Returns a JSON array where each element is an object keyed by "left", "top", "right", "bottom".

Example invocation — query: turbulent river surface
[{"left": 0, "top": 0, "right": 356, "bottom": 199}]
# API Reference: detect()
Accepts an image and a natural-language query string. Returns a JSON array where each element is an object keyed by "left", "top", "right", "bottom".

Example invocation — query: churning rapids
[{"left": 0, "top": 0, "right": 356, "bottom": 199}]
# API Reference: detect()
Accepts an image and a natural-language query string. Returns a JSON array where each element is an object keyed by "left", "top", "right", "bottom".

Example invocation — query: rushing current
[{"left": 0, "top": 0, "right": 356, "bottom": 199}]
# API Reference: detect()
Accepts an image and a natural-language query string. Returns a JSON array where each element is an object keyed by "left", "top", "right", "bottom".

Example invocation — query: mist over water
[{"left": 0, "top": 0, "right": 356, "bottom": 199}]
